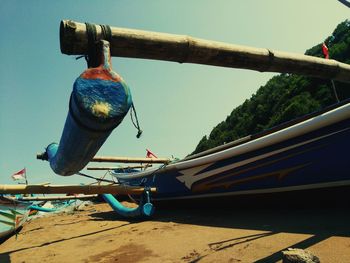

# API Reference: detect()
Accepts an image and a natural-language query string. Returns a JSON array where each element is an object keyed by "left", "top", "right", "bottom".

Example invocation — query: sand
[{"left": 0, "top": 201, "right": 349, "bottom": 263}]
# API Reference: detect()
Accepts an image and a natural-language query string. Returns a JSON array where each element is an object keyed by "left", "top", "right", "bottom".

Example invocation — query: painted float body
[
  {"left": 41, "top": 40, "right": 132, "bottom": 176},
  {"left": 114, "top": 101, "right": 350, "bottom": 201},
  {"left": 39, "top": 40, "right": 153, "bottom": 217}
]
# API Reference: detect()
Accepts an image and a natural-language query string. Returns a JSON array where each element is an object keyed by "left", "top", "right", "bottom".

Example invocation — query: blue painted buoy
[{"left": 44, "top": 40, "right": 132, "bottom": 176}]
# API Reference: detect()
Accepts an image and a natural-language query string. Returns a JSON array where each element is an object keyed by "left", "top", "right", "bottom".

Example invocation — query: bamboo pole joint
[{"left": 59, "top": 20, "right": 350, "bottom": 83}]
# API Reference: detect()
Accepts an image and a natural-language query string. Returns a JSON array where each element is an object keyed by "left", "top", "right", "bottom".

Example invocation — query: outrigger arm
[
  {"left": 0, "top": 184, "right": 156, "bottom": 218},
  {"left": 102, "top": 189, "right": 154, "bottom": 217}
]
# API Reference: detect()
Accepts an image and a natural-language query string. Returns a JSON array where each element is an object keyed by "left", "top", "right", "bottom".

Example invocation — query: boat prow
[{"left": 113, "top": 100, "right": 350, "bottom": 205}]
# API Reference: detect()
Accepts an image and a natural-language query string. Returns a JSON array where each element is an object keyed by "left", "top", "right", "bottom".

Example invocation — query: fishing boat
[
  {"left": 0, "top": 196, "right": 30, "bottom": 239},
  {"left": 2, "top": 20, "right": 348, "bottom": 217},
  {"left": 113, "top": 99, "right": 350, "bottom": 204},
  {"left": 61, "top": 20, "right": 350, "bottom": 206}
]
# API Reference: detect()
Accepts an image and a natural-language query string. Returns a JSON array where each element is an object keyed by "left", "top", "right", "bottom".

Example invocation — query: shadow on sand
[
  {"left": 89, "top": 192, "right": 350, "bottom": 262},
  {"left": 0, "top": 223, "right": 132, "bottom": 262}
]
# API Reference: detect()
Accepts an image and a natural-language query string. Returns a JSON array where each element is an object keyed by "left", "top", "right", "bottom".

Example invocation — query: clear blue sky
[{"left": 0, "top": 1, "right": 348, "bottom": 185}]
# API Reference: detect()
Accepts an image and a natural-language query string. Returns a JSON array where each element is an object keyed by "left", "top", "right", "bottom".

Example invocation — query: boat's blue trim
[
  {"left": 29, "top": 205, "right": 56, "bottom": 213},
  {"left": 101, "top": 190, "right": 154, "bottom": 218},
  {"left": 116, "top": 113, "right": 350, "bottom": 201}
]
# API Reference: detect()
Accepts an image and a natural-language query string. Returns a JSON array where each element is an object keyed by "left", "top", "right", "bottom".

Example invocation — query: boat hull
[
  {"left": 116, "top": 102, "right": 350, "bottom": 203},
  {"left": 0, "top": 197, "right": 30, "bottom": 239}
]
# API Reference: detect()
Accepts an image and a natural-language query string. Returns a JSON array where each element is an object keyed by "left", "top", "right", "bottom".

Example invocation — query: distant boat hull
[
  {"left": 0, "top": 197, "right": 30, "bottom": 239},
  {"left": 114, "top": 101, "right": 350, "bottom": 203}
]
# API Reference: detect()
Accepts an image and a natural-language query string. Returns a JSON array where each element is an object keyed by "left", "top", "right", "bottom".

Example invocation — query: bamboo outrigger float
[
  {"left": 15, "top": 195, "right": 97, "bottom": 202},
  {"left": 0, "top": 184, "right": 156, "bottom": 195}
]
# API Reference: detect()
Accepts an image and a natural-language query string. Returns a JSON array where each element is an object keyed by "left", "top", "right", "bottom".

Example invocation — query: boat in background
[
  {"left": 0, "top": 196, "right": 30, "bottom": 239},
  {"left": 0, "top": 193, "right": 94, "bottom": 239},
  {"left": 114, "top": 99, "right": 350, "bottom": 205}
]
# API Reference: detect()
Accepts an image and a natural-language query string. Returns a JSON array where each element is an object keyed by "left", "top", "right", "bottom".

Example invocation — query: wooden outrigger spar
[
  {"left": 13, "top": 195, "right": 97, "bottom": 202},
  {"left": 87, "top": 164, "right": 151, "bottom": 170},
  {"left": 91, "top": 156, "right": 170, "bottom": 164},
  {"left": 0, "top": 184, "right": 156, "bottom": 195},
  {"left": 60, "top": 20, "right": 350, "bottom": 83}
]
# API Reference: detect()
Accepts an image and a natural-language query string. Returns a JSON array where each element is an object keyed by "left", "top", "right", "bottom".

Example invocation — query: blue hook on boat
[
  {"left": 29, "top": 204, "right": 57, "bottom": 213},
  {"left": 102, "top": 188, "right": 154, "bottom": 218}
]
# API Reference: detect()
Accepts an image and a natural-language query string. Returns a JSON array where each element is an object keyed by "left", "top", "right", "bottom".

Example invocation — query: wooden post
[
  {"left": 0, "top": 184, "right": 156, "bottom": 195},
  {"left": 60, "top": 20, "right": 350, "bottom": 83},
  {"left": 15, "top": 195, "right": 98, "bottom": 201},
  {"left": 91, "top": 156, "right": 170, "bottom": 164}
]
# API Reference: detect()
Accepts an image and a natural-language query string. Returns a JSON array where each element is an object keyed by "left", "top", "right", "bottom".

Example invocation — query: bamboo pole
[
  {"left": 87, "top": 164, "right": 152, "bottom": 170},
  {"left": 0, "top": 184, "right": 156, "bottom": 195},
  {"left": 60, "top": 20, "right": 350, "bottom": 83},
  {"left": 16, "top": 195, "right": 98, "bottom": 201},
  {"left": 91, "top": 156, "right": 170, "bottom": 164}
]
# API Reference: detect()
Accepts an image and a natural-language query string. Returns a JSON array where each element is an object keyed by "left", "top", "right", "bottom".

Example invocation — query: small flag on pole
[
  {"left": 322, "top": 42, "right": 340, "bottom": 103},
  {"left": 146, "top": 149, "right": 158, "bottom": 158},
  {"left": 12, "top": 168, "right": 26, "bottom": 181},
  {"left": 322, "top": 43, "right": 329, "bottom": 59}
]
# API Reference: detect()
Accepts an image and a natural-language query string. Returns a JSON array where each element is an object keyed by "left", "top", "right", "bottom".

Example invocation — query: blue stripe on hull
[{"left": 124, "top": 118, "right": 350, "bottom": 200}]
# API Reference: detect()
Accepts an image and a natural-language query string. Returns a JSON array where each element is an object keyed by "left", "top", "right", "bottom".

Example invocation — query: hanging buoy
[{"left": 39, "top": 40, "right": 132, "bottom": 176}]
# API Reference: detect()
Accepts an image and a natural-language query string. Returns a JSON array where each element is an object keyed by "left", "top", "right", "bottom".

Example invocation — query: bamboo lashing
[
  {"left": 0, "top": 184, "right": 156, "bottom": 195},
  {"left": 92, "top": 156, "right": 170, "bottom": 164},
  {"left": 60, "top": 20, "right": 350, "bottom": 83}
]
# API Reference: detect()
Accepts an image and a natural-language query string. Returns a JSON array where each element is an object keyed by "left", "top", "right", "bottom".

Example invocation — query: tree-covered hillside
[{"left": 192, "top": 20, "right": 350, "bottom": 155}]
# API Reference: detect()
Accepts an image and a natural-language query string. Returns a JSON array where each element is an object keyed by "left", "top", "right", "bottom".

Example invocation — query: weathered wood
[
  {"left": 60, "top": 20, "right": 350, "bottom": 83},
  {"left": 91, "top": 156, "right": 170, "bottom": 164},
  {"left": 0, "top": 184, "right": 156, "bottom": 195},
  {"left": 16, "top": 195, "right": 97, "bottom": 201},
  {"left": 87, "top": 164, "right": 151, "bottom": 170}
]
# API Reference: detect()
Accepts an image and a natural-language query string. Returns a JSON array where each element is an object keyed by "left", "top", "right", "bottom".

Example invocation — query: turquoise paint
[
  {"left": 29, "top": 204, "right": 56, "bottom": 213},
  {"left": 102, "top": 192, "right": 154, "bottom": 218},
  {"left": 42, "top": 41, "right": 132, "bottom": 176}
]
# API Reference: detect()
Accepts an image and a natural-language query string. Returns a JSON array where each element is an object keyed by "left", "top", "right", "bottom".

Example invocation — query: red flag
[
  {"left": 322, "top": 43, "right": 329, "bottom": 59},
  {"left": 146, "top": 149, "right": 158, "bottom": 158},
  {"left": 12, "top": 168, "right": 26, "bottom": 181}
]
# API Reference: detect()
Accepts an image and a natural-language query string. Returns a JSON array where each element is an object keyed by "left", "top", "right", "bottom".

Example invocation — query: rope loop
[{"left": 130, "top": 103, "right": 143, "bottom": 138}]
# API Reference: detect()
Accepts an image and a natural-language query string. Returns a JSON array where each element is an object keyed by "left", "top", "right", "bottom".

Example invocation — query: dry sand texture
[{"left": 0, "top": 202, "right": 349, "bottom": 262}]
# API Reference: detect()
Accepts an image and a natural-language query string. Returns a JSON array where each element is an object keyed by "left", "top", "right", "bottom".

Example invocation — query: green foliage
[{"left": 192, "top": 20, "right": 350, "bottom": 155}]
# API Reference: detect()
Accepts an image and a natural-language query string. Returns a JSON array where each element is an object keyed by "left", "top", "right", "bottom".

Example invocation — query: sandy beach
[{"left": 0, "top": 201, "right": 349, "bottom": 263}]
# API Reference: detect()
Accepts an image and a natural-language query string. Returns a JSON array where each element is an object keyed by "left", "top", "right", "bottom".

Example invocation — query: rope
[
  {"left": 331, "top": 80, "right": 340, "bottom": 103},
  {"left": 76, "top": 172, "right": 118, "bottom": 184},
  {"left": 139, "top": 163, "right": 167, "bottom": 185},
  {"left": 85, "top": 22, "right": 98, "bottom": 68},
  {"left": 127, "top": 194, "right": 137, "bottom": 203},
  {"left": 130, "top": 103, "right": 143, "bottom": 138},
  {"left": 77, "top": 24, "right": 112, "bottom": 64},
  {"left": 100, "top": 24, "right": 112, "bottom": 42}
]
